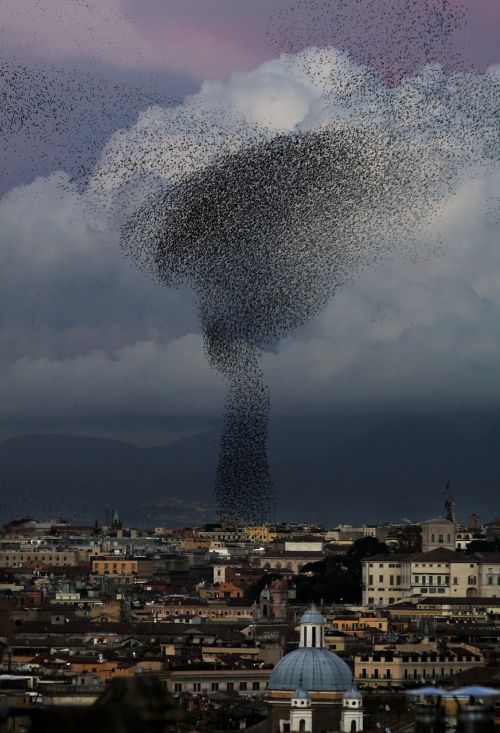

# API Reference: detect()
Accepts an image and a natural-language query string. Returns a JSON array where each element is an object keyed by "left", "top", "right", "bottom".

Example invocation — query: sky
[{"left": 1, "top": 0, "right": 499, "bottom": 449}]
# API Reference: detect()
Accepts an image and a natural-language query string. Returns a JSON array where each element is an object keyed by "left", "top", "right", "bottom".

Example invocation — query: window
[
  {"left": 253, "top": 681, "right": 260, "bottom": 691},
  {"left": 227, "top": 682, "right": 234, "bottom": 691},
  {"left": 368, "top": 575, "right": 373, "bottom": 585},
  {"left": 468, "top": 576, "right": 476, "bottom": 585},
  {"left": 174, "top": 683, "right": 182, "bottom": 693},
  {"left": 438, "top": 534, "right": 444, "bottom": 543},
  {"left": 488, "top": 576, "right": 493, "bottom": 585},
  {"left": 453, "top": 577, "right": 458, "bottom": 585},
  {"left": 361, "top": 669, "right": 367, "bottom": 679},
  {"left": 239, "top": 681, "right": 247, "bottom": 691},
  {"left": 379, "top": 575, "right": 384, "bottom": 583},
  {"left": 389, "top": 575, "right": 394, "bottom": 586},
  {"left": 386, "top": 669, "right": 391, "bottom": 679},
  {"left": 414, "top": 575, "right": 420, "bottom": 584},
  {"left": 211, "top": 682, "right": 219, "bottom": 692},
  {"left": 373, "top": 669, "right": 379, "bottom": 678}
]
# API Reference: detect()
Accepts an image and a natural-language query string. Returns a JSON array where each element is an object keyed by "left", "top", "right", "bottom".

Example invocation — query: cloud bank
[{"left": 0, "top": 49, "right": 499, "bottom": 437}]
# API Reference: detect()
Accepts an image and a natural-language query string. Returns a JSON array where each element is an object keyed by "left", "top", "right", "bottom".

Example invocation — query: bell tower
[
  {"left": 289, "top": 689, "right": 312, "bottom": 733},
  {"left": 341, "top": 687, "right": 364, "bottom": 733}
]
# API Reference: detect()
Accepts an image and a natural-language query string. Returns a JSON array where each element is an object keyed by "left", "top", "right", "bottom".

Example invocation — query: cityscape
[{"left": 0, "top": 505, "right": 499, "bottom": 730}]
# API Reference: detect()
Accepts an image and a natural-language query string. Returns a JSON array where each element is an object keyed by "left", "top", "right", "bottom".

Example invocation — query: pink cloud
[
  {"left": 2, "top": 0, "right": 498, "bottom": 82},
  {"left": 1, "top": 0, "right": 272, "bottom": 80}
]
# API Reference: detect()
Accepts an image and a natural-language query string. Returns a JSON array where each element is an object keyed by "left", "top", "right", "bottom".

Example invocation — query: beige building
[
  {"left": 0, "top": 549, "right": 78, "bottom": 569},
  {"left": 421, "top": 518, "right": 456, "bottom": 552},
  {"left": 253, "top": 552, "right": 324, "bottom": 574},
  {"left": 161, "top": 667, "right": 270, "bottom": 697},
  {"left": 327, "top": 615, "right": 388, "bottom": 636},
  {"left": 354, "top": 644, "right": 483, "bottom": 688},
  {"left": 362, "top": 549, "right": 500, "bottom": 607},
  {"left": 90, "top": 556, "right": 154, "bottom": 577},
  {"left": 162, "top": 602, "right": 254, "bottom": 621}
]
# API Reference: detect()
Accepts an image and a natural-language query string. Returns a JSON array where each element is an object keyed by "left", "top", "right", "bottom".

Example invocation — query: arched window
[
  {"left": 299, "top": 720, "right": 306, "bottom": 732},
  {"left": 351, "top": 721, "right": 357, "bottom": 732}
]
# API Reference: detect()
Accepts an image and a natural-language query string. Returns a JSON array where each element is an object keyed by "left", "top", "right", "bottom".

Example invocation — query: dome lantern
[{"left": 299, "top": 603, "right": 325, "bottom": 648}]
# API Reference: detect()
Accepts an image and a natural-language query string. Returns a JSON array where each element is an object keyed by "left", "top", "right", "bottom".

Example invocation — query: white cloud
[{"left": 0, "top": 49, "right": 498, "bottom": 428}]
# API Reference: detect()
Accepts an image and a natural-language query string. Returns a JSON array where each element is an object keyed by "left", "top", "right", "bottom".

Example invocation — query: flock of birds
[
  {"left": 0, "top": 58, "right": 184, "bottom": 194},
  {"left": 268, "top": 0, "right": 470, "bottom": 82},
  {"left": 2, "top": 0, "right": 499, "bottom": 524}
]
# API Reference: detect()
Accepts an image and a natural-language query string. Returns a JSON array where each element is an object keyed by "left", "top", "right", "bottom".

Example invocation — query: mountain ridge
[{"left": 0, "top": 413, "right": 498, "bottom": 526}]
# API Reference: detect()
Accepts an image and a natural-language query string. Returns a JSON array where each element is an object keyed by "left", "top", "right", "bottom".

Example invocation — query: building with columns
[{"left": 265, "top": 605, "right": 354, "bottom": 733}]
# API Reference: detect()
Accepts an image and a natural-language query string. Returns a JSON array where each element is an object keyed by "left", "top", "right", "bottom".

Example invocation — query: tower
[
  {"left": 341, "top": 687, "right": 364, "bottom": 733},
  {"left": 289, "top": 689, "right": 312, "bottom": 733},
  {"left": 257, "top": 586, "right": 273, "bottom": 620},
  {"left": 111, "top": 509, "right": 122, "bottom": 531},
  {"left": 270, "top": 578, "right": 289, "bottom": 621}
]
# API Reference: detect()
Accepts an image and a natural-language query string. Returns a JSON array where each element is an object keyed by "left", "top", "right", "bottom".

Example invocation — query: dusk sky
[{"left": 1, "top": 0, "right": 499, "bottom": 450}]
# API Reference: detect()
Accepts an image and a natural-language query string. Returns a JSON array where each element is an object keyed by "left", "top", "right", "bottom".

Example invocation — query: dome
[
  {"left": 299, "top": 604, "right": 324, "bottom": 626},
  {"left": 268, "top": 648, "right": 353, "bottom": 692},
  {"left": 344, "top": 686, "right": 362, "bottom": 700}
]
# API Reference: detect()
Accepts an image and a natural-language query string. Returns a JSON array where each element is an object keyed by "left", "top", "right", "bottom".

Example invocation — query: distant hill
[{"left": 0, "top": 412, "right": 498, "bottom": 526}]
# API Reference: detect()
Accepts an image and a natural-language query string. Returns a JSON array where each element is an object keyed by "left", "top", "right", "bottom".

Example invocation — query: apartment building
[
  {"left": 362, "top": 548, "right": 500, "bottom": 607},
  {"left": 0, "top": 549, "right": 79, "bottom": 569},
  {"left": 162, "top": 666, "right": 270, "bottom": 697},
  {"left": 90, "top": 556, "right": 154, "bottom": 577},
  {"left": 355, "top": 644, "right": 483, "bottom": 687}
]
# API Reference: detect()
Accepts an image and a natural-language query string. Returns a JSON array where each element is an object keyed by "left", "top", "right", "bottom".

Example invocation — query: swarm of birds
[
  {"left": 0, "top": 58, "right": 185, "bottom": 194},
  {"left": 268, "top": 0, "right": 469, "bottom": 82},
  {"left": 2, "top": 0, "right": 499, "bottom": 525}
]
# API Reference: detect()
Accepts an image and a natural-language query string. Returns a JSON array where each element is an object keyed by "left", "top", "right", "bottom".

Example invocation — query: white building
[{"left": 362, "top": 548, "right": 500, "bottom": 607}]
